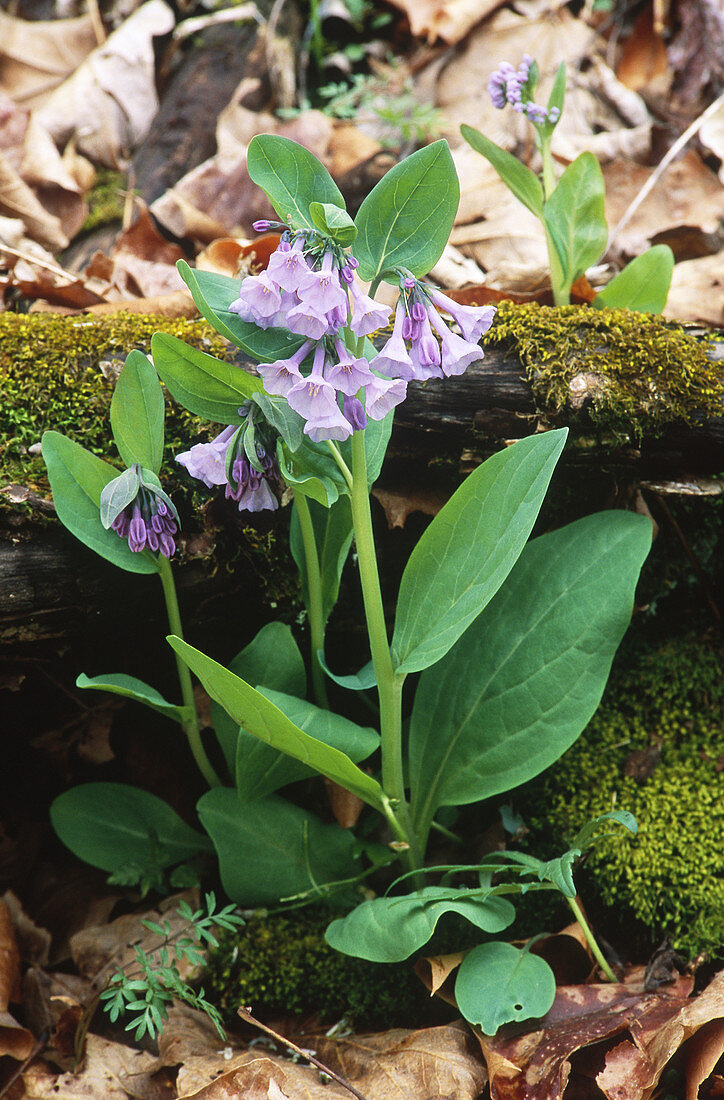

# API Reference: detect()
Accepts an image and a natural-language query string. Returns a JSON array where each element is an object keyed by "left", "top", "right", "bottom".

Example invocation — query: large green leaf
[
  {"left": 76, "top": 673, "right": 189, "bottom": 724},
  {"left": 197, "top": 789, "right": 356, "bottom": 906},
  {"left": 278, "top": 440, "right": 345, "bottom": 506},
  {"left": 290, "top": 496, "right": 354, "bottom": 625},
  {"left": 247, "top": 134, "right": 345, "bottom": 230},
  {"left": 593, "top": 245, "right": 674, "bottom": 314},
  {"left": 211, "top": 622, "right": 307, "bottom": 774},
  {"left": 168, "top": 637, "right": 385, "bottom": 809},
  {"left": 151, "top": 332, "right": 261, "bottom": 424},
  {"left": 409, "top": 511, "right": 652, "bottom": 833},
  {"left": 51, "top": 783, "right": 211, "bottom": 873},
  {"left": 177, "top": 261, "right": 304, "bottom": 361},
  {"left": 353, "top": 141, "right": 460, "bottom": 282},
  {"left": 325, "top": 886, "right": 516, "bottom": 963},
  {"left": 110, "top": 351, "right": 164, "bottom": 472},
  {"left": 41, "top": 431, "right": 158, "bottom": 574},
  {"left": 235, "top": 689, "right": 379, "bottom": 801},
  {"left": 455, "top": 943, "right": 556, "bottom": 1034},
  {"left": 391, "top": 430, "right": 567, "bottom": 676},
  {"left": 543, "top": 152, "right": 608, "bottom": 287},
  {"left": 460, "top": 125, "right": 544, "bottom": 218}
]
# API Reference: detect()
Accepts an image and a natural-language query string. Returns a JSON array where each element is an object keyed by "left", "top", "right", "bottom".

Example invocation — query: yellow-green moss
[
  {"left": 81, "top": 168, "right": 127, "bottom": 233},
  {"left": 203, "top": 908, "right": 431, "bottom": 1027},
  {"left": 526, "top": 633, "right": 723, "bottom": 956},
  {"left": 483, "top": 302, "right": 724, "bottom": 441},
  {"left": 0, "top": 312, "right": 229, "bottom": 513}
]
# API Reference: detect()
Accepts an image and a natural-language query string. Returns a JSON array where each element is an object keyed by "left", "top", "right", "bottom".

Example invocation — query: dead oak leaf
[
  {"left": 316, "top": 1021, "right": 488, "bottom": 1100},
  {"left": 176, "top": 1053, "right": 351, "bottom": 1100},
  {"left": 0, "top": 12, "right": 98, "bottom": 111},
  {"left": 21, "top": 1033, "right": 166, "bottom": 1100},
  {"left": 386, "top": 0, "right": 506, "bottom": 44}
]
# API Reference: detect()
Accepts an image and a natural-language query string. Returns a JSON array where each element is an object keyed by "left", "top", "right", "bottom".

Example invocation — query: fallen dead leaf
[
  {"left": 2, "top": 891, "right": 51, "bottom": 969},
  {"left": 0, "top": 12, "right": 98, "bottom": 110},
  {"left": 386, "top": 0, "right": 505, "bottom": 45},
  {"left": 0, "top": 899, "right": 21, "bottom": 1010},
  {"left": 0, "top": 150, "right": 68, "bottom": 250},
  {"left": 664, "top": 252, "right": 724, "bottom": 325},
  {"left": 317, "top": 1021, "right": 488, "bottom": 1100},
  {"left": 19, "top": 116, "right": 89, "bottom": 242},
  {"left": 177, "top": 1052, "right": 351, "bottom": 1100},
  {"left": 415, "top": 952, "right": 465, "bottom": 1005},
  {"left": 0, "top": 1008, "right": 35, "bottom": 1060},
  {"left": 700, "top": 98, "right": 724, "bottom": 184},
  {"left": 372, "top": 485, "right": 449, "bottom": 529},
  {"left": 616, "top": 5, "right": 670, "bottom": 93},
  {"left": 686, "top": 1019, "right": 724, "bottom": 1100},
  {"left": 36, "top": 0, "right": 175, "bottom": 169},
  {"left": 597, "top": 969, "right": 724, "bottom": 1100},
  {"left": 22, "top": 1033, "right": 165, "bottom": 1100}
]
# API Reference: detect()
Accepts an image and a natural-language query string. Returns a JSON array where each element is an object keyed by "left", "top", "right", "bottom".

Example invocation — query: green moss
[
  {"left": 525, "top": 633, "right": 724, "bottom": 956},
  {"left": 82, "top": 168, "right": 126, "bottom": 232},
  {"left": 203, "top": 908, "right": 431, "bottom": 1027},
  {"left": 483, "top": 302, "right": 724, "bottom": 441},
  {"left": 0, "top": 311, "right": 229, "bottom": 514}
]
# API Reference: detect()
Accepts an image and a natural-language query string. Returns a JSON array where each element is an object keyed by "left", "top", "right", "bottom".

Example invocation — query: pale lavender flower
[
  {"left": 348, "top": 280, "right": 392, "bottom": 337},
  {"left": 177, "top": 425, "right": 236, "bottom": 487},
  {"left": 287, "top": 344, "right": 353, "bottom": 442},
  {"left": 364, "top": 374, "right": 407, "bottom": 420},
  {"left": 286, "top": 298, "right": 334, "bottom": 340},
  {"left": 266, "top": 238, "right": 315, "bottom": 294},
  {"left": 226, "top": 452, "right": 280, "bottom": 512},
  {"left": 325, "top": 339, "right": 374, "bottom": 396},
  {"left": 258, "top": 340, "right": 314, "bottom": 398},
  {"left": 428, "top": 288, "right": 496, "bottom": 343},
  {"left": 428, "top": 312, "right": 483, "bottom": 377},
  {"left": 297, "top": 250, "right": 348, "bottom": 317},
  {"left": 228, "top": 270, "right": 281, "bottom": 325},
  {"left": 487, "top": 55, "right": 559, "bottom": 126},
  {"left": 370, "top": 301, "right": 415, "bottom": 381}
]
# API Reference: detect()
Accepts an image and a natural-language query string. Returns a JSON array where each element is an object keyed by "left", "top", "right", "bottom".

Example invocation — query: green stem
[
  {"left": 158, "top": 555, "right": 221, "bottom": 788},
  {"left": 539, "top": 134, "right": 570, "bottom": 307},
  {"left": 566, "top": 895, "right": 617, "bottom": 982},
  {"left": 348, "top": 430, "right": 422, "bottom": 875},
  {"left": 293, "top": 492, "right": 330, "bottom": 709}
]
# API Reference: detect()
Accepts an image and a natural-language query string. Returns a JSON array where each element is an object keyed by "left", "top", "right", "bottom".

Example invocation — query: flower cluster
[
  {"left": 177, "top": 407, "right": 281, "bottom": 512},
  {"left": 101, "top": 465, "right": 179, "bottom": 558},
  {"left": 487, "top": 56, "right": 560, "bottom": 126},
  {"left": 370, "top": 277, "right": 495, "bottom": 383},
  {"left": 229, "top": 229, "right": 399, "bottom": 442}
]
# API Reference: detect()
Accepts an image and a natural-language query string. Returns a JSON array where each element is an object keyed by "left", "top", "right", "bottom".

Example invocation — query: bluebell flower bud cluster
[
  {"left": 487, "top": 55, "right": 560, "bottom": 126},
  {"left": 177, "top": 407, "right": 281, "bottom": 513},
  {"left": 102, "top": 464, "right": 180, "bottom": 557}
]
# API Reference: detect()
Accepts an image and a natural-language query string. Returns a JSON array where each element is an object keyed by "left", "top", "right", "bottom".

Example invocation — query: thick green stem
[
  {"left": 539, "top": 135, "right": 570, "bottom": 307},
  {"left": 348, "top": 431, "right": 422, "bottom": 875},
  {"left": 158, "top": 555, "right": 221, "bottom": 788},
  {"left": 566, "top": 895, "right": 617, "bottom": 982},
  {"left": 293, "top": 492, "right": 330, "bottom": 709}
]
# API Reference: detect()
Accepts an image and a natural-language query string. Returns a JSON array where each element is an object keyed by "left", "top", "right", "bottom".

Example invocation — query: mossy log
[{"left": 1, "top": 307, "right": 722, "bottom": 645}]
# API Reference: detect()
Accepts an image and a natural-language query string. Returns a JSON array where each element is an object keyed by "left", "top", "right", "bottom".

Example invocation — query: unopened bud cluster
[{"left": 487, "top": 56, "right": 560, "bottom": 126}]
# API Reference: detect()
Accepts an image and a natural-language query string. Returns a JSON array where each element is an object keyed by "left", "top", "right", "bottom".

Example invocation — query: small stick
[
  {"left": 0, "top": 243, "right": 90, "bottom": 285},
  {"left": 86, "top": 0, "right": 106, "bottom": 45},
  {"left": 238, "top": 1006, "right": 370, "bottom": 1100},
  {"left": 607, "top": 89, "right": 724, "bottom": 251},
  {"left": 0, "top": 1031, "right": 48, "bottom": 1100}
]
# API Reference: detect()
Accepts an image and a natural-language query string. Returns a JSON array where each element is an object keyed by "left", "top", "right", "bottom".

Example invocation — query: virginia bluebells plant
[{"left": 487, "top": 55, "right": 561, "bottom": 126}]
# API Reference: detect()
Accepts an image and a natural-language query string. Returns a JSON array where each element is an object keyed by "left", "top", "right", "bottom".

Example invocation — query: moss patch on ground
[
  {"left": 483, "top": 302, "right": 723, "bottom": 440},
  {"left": 524, "top": 631, "right": 723, "bottom": 957}
]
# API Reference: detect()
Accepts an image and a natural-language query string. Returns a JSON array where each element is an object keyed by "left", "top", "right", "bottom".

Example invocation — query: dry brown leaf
[
  {"left": 700, "top": 98, "right": 724, "bottom": 183},
  {"left": 74, "top": 289, "right": 197, "bottom": 317},
  {"left": 597, "top": 970, "right": 724, "bottom": 1100},
  {"left": 19, "top": 117, "right": 88, "bottom": 241},
  {"left": 22, "top": 1033, "right": 163, "bottom": 1100},
  {"left": 386, "top": 0, "right": 505, "bottom": 44},
  {"left": 0, "top": 1009, "right": 35, "bottom": 1060},
  {"left": 3, "top": 891, "right": 51, "bottom": 969},
  {"left": 327, "top": 121, "right": 382, "bottom": 177},
  {"left": 664, "top": 252, "right": 724, "bottom": 325},
  {"left": 70, "top": 891, "right": 199, "bottom": 985},
  {"left": 0, "top": 150, "right": 67, "bottom": 250},
  {"left": 604, "top": 151, "right": 724, "bottom": 259},
  {"left": 372, "top": 485, "right": 449, "bottom": 529},
  {"left": 0, "top": 899, "right": 21, "bottom": 1011},
  {"left": 317, "top": 1021, "right": 488, "bottom": 1100},
  {"left": 323, "top": 778, "right": 364, "bottom": 829},
  {"left": 177, "top": 1052, "right": 352, "bottom": 1100},
  {"left": 686, "top": 1019, "right": 724, "bottom": 1100},
  {"left": 0, "top": 12, "right": 98, "bottom": 110},
  {"left": 616, "top": 5, "right": 670, "bottom": 93},
  {"left": 477, "top": 982, "right": 691, "bottom": 1100},
  {"left": 35, "top": 0, "right": 175, "bottom": 169},
  {"left": 0, "top": 90, "right": 29, "bottom": 153},
  {"left": 414, "top": 952, "right": 464, "bottom": 1004}
]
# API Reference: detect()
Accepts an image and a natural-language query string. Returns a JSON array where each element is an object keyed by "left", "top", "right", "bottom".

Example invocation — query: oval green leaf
[
  {"left": 543, "top": 152, "right": 608, "bottom": 286},
  {"left": 51, "top": 782, "right": 211, "bottom": 873},
  {"left": 41, "top": 431, "right": 158, "bottom": 574},
  {"left": 408, "top": 511, "right": 652, "bottom": 832},
  {"left": 76, "top": 672, "right": 188, "bottom": 723},
  {"left": 392, "top": 429, "right": 567, "bottom": 676},
  {"left": 455, "top": 942, "right": 556, "bottom": 1034},
  {"left": 151, "top": 332, "right": 261, "bottom": 424},
  {"left": 353, "top": 140, "right": 460, "bottom": 281},
  {"left": 248, "top": 134, "right": 346, "bottom": 230},
  {"left": 593, "top": 245, "right": 674, "bottom": 314},
  {"left": 460, "top": 125, "right": 544, "bottom": 218},
  {"left": 110, "top": 351, "right": 164, "bottom": 472}
]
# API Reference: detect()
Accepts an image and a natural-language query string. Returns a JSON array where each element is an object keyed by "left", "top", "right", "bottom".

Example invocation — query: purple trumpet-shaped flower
[
  {"left": 177, "top": 407, "right": 282, "bottom": 513},
  {"left": 348, "top": 279, "right": 392, "bottom": 337},
  {"left": 341, "top": 393, "right": 367, "bottom": 431},
  {"left": 364, "top": 373, "right": 407, "bottom": 420},
  {"left": 265, "top": 238, "right": 315, "bottom": 294},
  {"left": 104, "top": 466, "right": 179, "bottom": 558},
  {"left": 287, "top": 344, "right": 353, "bottom": 442},
  {"left": 297, "top": 250, "right": 348, "bottom": 317},
  {"left": 258, "top": 340, "right": 314, "bottom": 398},
  {"left": 228, "top": 270, "right": 281, "bottom": 326},
  {"left": 370, "top": 275, "right": 495, "bottom": 383},
  {"left": 324, "top": 339, "right": 374, "bottom": 396}
]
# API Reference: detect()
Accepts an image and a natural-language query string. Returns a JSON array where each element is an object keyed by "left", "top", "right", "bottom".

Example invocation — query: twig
[
  {"left": 173, "top": 4, "right": 261, "bottom": 43},
  {"left": 86, "top": 0, "right": 106, "bottom": 46},
  {"left": 238, "top": 1007, "right": 370, "bottom": 1100},
  {"left": 0, "top": 243, "right": 89, "bottom": 285},
  {"left": 607, "top": 90, "right": 724, "bottom": 251}
]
